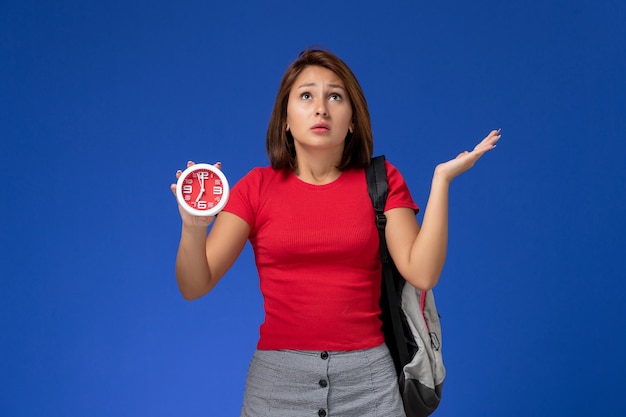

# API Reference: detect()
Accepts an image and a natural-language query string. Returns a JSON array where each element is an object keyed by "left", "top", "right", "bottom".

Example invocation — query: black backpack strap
[{"left": 366, "top": 156, "right": 410, "bottom": 375}]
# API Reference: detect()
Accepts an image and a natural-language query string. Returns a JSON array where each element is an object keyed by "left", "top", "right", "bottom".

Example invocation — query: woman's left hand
[{"left": 434, "top": 129, "right": 501, "bottom": 184}]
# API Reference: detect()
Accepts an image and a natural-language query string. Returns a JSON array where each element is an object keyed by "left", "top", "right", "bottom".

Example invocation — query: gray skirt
[{"left": 240, "top": 344, "right": 406, "bottom": 417}]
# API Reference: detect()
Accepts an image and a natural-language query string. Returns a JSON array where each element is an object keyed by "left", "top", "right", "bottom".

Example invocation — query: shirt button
[
  {"left": 318, "top": 409, "right": 327, "bottom": 417},
  {"left": 319, "top": 379, "right": 328, "bottom": 388},
  {"left": 320, "top": 351, "right": 329, "bottom": 360}
]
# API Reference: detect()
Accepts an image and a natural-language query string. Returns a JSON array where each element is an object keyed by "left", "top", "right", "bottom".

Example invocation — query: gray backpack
[{"left": 366, "top": 155, "right": 446, "bottom": 417}]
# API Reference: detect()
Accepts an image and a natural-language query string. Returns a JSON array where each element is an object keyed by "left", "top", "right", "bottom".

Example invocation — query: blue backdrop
[{"left": 2, "top": 0, "right": 625, "bottom": 416}]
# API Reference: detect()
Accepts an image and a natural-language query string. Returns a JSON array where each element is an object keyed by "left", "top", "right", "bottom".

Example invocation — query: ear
[
  {"left": 286, "top": 124, "right": 290, "bottom": 132},
  {"left": 349, "top": 124, "right": 354, "bottom": 133}
]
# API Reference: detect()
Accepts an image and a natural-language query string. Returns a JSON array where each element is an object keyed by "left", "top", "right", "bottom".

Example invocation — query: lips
[{"left": 311, "top": 123, "right": 330, "bottom": 132}]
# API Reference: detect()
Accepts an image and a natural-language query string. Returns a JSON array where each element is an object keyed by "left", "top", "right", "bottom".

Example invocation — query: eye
[
  {"left": 329, "top": 93, "right": 343, "bottom": 101},
  {"left": 300, "top": 92, "right": 312, "bottom": 100}
]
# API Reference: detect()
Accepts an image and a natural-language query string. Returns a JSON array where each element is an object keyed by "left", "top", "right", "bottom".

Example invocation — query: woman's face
[{"left": 286, "top": 65, "right": 353, "bottom": 156}]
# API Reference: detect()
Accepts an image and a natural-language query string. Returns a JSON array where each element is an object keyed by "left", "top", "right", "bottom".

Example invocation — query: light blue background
[{"left": 2, "top": 1, "right": 625, "bottom": 416}]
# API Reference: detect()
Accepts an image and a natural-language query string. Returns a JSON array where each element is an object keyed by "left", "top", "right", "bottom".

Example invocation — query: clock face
[{"left": 176, "top": 163, "right": 230, "bottom": 217}]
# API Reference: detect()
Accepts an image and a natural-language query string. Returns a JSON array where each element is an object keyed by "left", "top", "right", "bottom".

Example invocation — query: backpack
[{"left": 366, "top": 155, "right": 446, "bottom": 417}]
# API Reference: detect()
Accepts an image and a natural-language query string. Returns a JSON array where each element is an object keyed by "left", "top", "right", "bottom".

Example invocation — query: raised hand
[{"left": 433, "top": 129, "right": 501, "bottom": 184}]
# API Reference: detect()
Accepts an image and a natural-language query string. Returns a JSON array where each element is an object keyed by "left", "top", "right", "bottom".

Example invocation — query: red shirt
[{"left": 223, "top": 161, "right": 418, "bottom": 351}]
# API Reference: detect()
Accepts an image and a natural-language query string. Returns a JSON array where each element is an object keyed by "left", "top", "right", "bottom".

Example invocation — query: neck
[{"left": 294, "top": 151, "right": 343, "bottom": 185}]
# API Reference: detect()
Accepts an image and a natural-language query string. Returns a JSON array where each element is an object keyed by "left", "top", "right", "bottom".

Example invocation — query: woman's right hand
[{"left": 170, "top": 161, "right": 222, "bottom": 228}]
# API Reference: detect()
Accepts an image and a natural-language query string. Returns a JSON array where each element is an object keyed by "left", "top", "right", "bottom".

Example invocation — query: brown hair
[{"left": 266, "top": 49, "right": 373, "bottom": 171}]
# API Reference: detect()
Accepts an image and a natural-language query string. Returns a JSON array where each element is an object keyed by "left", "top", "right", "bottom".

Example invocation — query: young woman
[{"left": 171, "top": 49, "right": 500, "bottom": 417}]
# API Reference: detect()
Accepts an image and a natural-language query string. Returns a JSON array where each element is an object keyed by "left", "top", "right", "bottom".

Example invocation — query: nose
[{"left": 315, "top": 99, "right": 328, "bottom": 117}]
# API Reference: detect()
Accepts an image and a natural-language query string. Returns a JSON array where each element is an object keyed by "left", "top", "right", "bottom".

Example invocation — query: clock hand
[{"left": 195, "top": 172, "right": 205, "bottom": 202}]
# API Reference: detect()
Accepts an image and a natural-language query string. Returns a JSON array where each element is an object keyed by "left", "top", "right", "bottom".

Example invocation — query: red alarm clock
[{"left": 175, "top": 163, "right": 230, "bottom": 217}]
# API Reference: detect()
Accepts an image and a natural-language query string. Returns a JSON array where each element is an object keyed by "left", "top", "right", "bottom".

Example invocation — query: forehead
[{"left": 292, "top": 65, "right": 345, "bottom": 88}]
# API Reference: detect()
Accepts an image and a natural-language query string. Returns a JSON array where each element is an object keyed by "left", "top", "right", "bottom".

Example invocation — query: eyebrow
[{"left": 296, "top": 82, "right": 346, "bottom": 90}]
